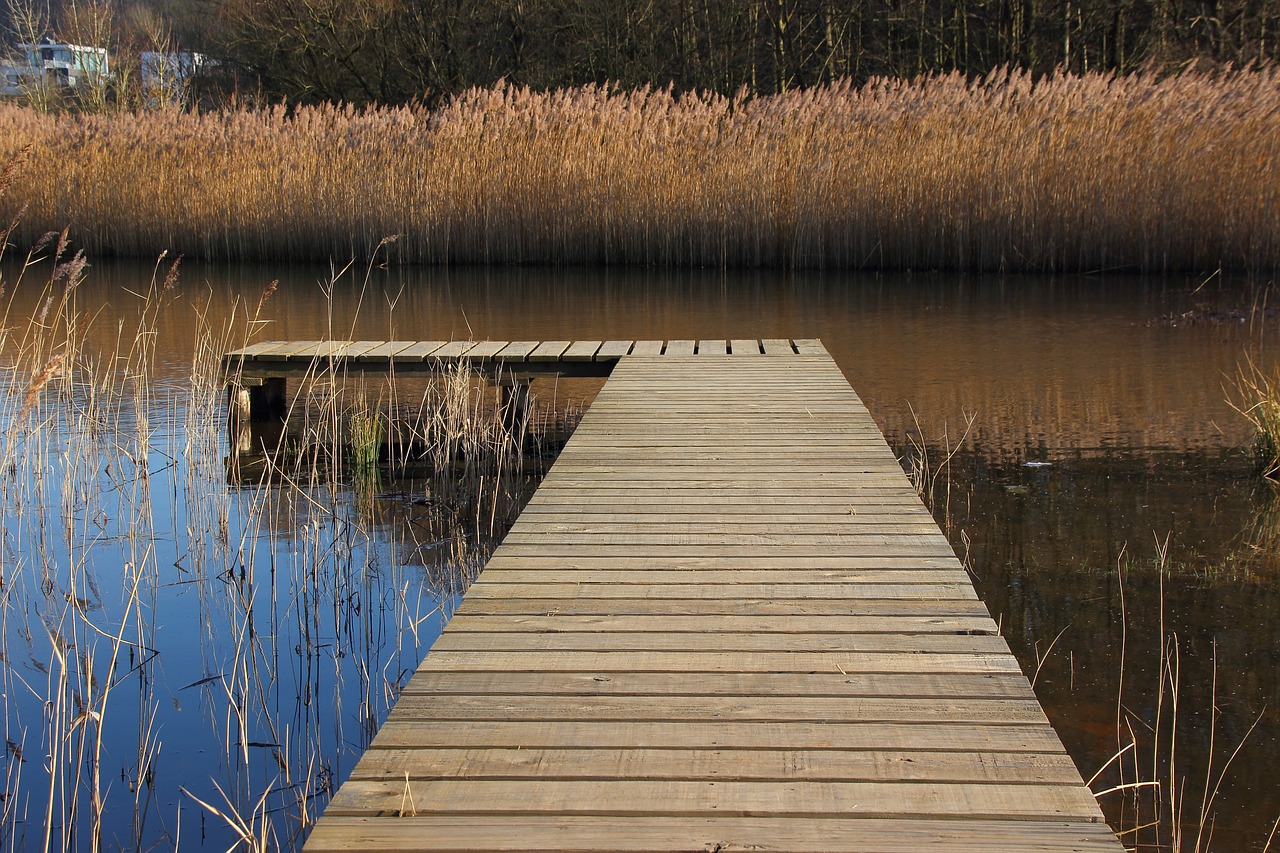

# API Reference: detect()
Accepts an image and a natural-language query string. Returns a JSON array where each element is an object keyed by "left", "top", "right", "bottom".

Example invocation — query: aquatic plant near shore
[
  {"left": 1228, "top": 356, "right": 1280, "bottom": 480},
  {"left": 0, "top": 69, "right": 1277, "bottom": 273}
]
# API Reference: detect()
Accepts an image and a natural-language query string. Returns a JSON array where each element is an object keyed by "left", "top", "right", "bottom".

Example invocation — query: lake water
[{"left": 1, "top": 259, "right": 1276, "bottom": 850}]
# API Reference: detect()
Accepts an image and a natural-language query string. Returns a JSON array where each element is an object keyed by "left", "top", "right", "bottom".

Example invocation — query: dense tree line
[
  {"left": 8, "top": 0, "right": 1280, "bottom": 105},
  {"left": 210, "top": 0, "right": 1280, "bottom": 104}
]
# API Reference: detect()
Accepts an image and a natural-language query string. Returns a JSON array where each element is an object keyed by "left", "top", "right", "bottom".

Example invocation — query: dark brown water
[{"left": 4, "top": 259, "right": 1278, "bottom": 849}]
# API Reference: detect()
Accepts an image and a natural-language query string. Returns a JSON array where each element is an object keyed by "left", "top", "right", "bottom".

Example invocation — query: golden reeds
[
  {"left": 0, "top": 68, "right": 1276, "bottom": 272},
  {"left": 1229, "top": 355, "right": 1280, "bottom": 479}
]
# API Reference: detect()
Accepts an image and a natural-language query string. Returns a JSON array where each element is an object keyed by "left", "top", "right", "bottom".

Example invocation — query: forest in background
[{"left": 5, "top": 0, "right": 1280, "bottom": 107}]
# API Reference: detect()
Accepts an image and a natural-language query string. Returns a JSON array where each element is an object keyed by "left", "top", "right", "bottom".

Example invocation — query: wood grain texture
[
  {"left": 304, "top": 816, "right": 1123, "bottom": 852},
  {"left": 303, "top": 349, "right": 1121, "bottom": 851}
]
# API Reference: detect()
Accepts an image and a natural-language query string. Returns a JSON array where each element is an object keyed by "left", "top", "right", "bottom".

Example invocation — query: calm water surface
[{"left": 2, "top": 260, "right": 1277, "bottom": 850}]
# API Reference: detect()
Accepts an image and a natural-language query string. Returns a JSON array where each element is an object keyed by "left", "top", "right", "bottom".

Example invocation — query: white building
[
  {"left": 140, "top": 51, "right": 207, "bottom": 90},
  {"left": 2, "top": 38, "right": 110, "bottom": 95}
]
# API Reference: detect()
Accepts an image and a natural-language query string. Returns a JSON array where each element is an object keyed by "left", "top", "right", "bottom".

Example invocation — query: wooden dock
[{"left": 235, "top": 339, "right": 1122, "bottom": 852}]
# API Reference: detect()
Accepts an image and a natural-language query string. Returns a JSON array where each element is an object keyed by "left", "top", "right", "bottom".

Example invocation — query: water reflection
[
  {"left": 933, "top": 446, "right": 1280, "bottom": 851},
  {"left": 5, "top": 260, "right": 1264, "bottom": 451},
  {"left": 2, "top": 260, "right": 1278, "bottom": 849}
]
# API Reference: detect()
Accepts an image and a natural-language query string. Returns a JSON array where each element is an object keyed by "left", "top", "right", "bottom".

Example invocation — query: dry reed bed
[{"left": 0, "top": 69, "right": 1276, "bottom": 272}]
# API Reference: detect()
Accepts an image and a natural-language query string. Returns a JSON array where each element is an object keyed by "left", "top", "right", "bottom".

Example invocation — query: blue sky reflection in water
[{"left": 1, "top": 260, "right": 1278, "bottom": 850}]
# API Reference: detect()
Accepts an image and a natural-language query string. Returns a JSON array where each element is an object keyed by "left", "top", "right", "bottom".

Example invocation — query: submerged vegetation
[{"left": 0, "top": 68, "right": 1276, "bottom": 273}]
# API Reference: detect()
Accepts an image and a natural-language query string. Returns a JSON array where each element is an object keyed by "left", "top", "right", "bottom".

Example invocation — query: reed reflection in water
[
  {"left": 933, "top": 447, "right": 1280, "bottom": 852},
  {"left": 2, "top": 259, "right": 1279, "bottom": 849}
]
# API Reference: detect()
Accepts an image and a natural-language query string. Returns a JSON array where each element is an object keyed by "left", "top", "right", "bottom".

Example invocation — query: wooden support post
[
  {"left": 500, "top": 379, "right": 533, "bottom": 443},
  {"left": 226, "top": 376, "right": 288, "bottom": 453},
  {"left": 227, "top": 385, "right": 253, "bottom": 453}
]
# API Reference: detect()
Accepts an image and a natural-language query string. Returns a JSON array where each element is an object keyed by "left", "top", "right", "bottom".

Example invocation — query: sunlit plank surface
[{"left": 303, "top": 343, "right": 1122, "bottom": 852}]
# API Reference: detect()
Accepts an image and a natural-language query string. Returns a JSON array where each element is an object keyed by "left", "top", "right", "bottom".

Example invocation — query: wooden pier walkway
[{"left": 232, "top": 339, "right": 1122, "bottom": 852}]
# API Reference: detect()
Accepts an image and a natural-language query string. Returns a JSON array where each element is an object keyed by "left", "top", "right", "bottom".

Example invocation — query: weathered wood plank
[
  {"left": 391, "top": 340, "right": 448, "bottom": 361},
  {"left": 459, "top": 340, "right": 509, "bottom": 361},
  {"left": 369, "top": 720, "right": 1067, "bottom": 752},
  {"left": 305, "top": 816, "right": 1123, "bottom": 853},
  {"left": 399, "top": 671, "right": 1037, "bottom": 699},
  {"left": 225, "top": 340, "right": 291, "bottom": 359},
  {"left": 530, "top": 340, "right": 573, "bottom": 361},
  {"left": 415, "top": 650, "right": 1018, "bottom": 673},
  {"left": 562, "top": 340, "right": 603, "bottom": 361},
  {"left": 457, "top": 583, "right": 978, "bottom": 600},
  {"left": 385, "top": 694, "right": 1047, "bottom": 724},
  {"left": 451, "top": 597, "right": 990, "bottom": 617},
  {"left": 496, "top": 341, "right": 542, "bottom": 360},
  {"left": 629, "top": 340, "right": 664, "bottom": 355},
  {"left": 429, "top": 632, "right": 1013, "bottom": 655},
  {"left": 429, "top": 341, "right": 478, "bottom": 359},
  {"left": 256, "top": 339, "right": 322, "bottom": 361},
  {"left": 595, "top": 340, "right": 634, "bottom": 358},
  {"left": 478, "top": 569, "right": 973, "bottom": 585},
  {"left": 441, "top": 614, "right": 1000, "bottom": 635},
  {"left": 325, "top": 779, "right": 1103, "bottom": 821},
  {"left": 480, "top": 555, "right": 958, "bottom": 570},
  {"left": 332, "top": 340, "right": 385, "bottom": 359},
  {"left": 792, "top": 338, "right": 828, "bottom": 355},
  {"left": 350, "top": 748, "right": 1082, "bottom": 784},
  {"left": 487, "top": 547, "right": 964, "bottom": 561},
  {"left": 357, "top": 341, "right": 417, "bottom": 361},
  {"left": 303, "top": 340, "right": 354, "bottom": 359}
]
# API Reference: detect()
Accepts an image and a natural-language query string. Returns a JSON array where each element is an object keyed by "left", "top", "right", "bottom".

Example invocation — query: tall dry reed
[{"left": 0, "top": 68, "right": 1275, "bottom": 272}]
